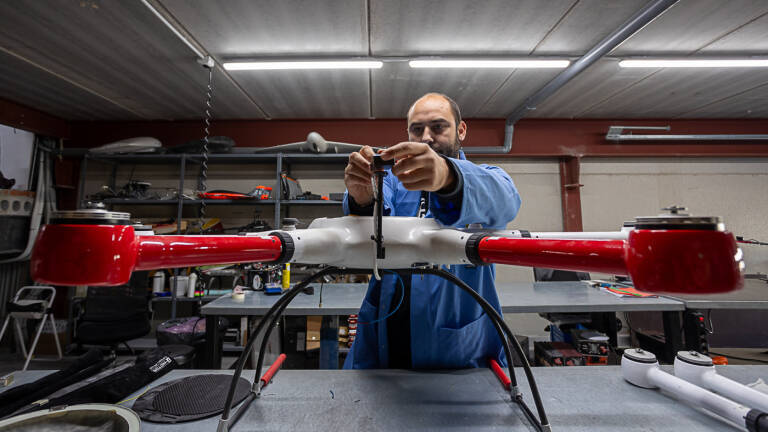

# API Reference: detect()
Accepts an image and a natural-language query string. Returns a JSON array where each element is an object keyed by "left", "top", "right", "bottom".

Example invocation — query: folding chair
[{"left": 0, "top": 286, "right": 62, "bottom": 370}]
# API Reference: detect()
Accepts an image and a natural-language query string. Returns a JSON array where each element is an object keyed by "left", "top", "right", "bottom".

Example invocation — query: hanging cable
[
  {"left": 221, "top": 267, "right": 548, "bottom": 432},
  {"left": 197, "top": 56, "right": 215, "bottom": 233}
]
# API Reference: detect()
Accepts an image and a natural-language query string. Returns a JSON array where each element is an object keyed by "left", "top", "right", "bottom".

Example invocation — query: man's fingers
[
  {"left": 380, "top": 142, "right": 428, "bottom": 160},
  {"left": 397, "top": 167, "right": 434, "bottom": 190},
  {"left": 401, "top": 178, "right": 433, "bottom": 191},
  {"left": 345, "top": 169, "right": 372, "bottom": 185},
  {"left": 390, "top": 153, "right": 433, "bottom": 177},
  {"left": 360, "top": 145, "right": 375, "bottom": 159},
  {"left": 348, "top": 151, "right": 372, "bottom": 172}
]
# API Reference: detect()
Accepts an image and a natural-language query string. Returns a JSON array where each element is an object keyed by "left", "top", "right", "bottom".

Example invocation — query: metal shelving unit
[
  {"left": 71, "top": 149, "right": 349, "bottom": 230},
  {"left": 68, "top": 148, "right": 349, "bottom": 317}
]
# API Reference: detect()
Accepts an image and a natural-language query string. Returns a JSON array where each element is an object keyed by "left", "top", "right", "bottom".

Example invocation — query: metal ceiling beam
[
  {"left": 140, "top": 0, "right": 206, "bottom": 60},
  {"left": 464, "top": 0, "right": 679, "bottom": 154}
]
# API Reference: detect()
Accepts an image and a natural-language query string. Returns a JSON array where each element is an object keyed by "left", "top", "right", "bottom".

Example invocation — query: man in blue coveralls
[{"left": 342, "top": 93, "right": 521, "bottom": 369}]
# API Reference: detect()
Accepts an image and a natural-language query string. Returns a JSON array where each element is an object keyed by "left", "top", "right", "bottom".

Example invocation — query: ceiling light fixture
[
  {"left": 223, "top": 60, "right": 383, "bottom": 70},
  {"left": 619, "top": 59, "right": 768, "bottom": 68},
  {"left": 408, "top": 59, "right": 570, "bottom": 68}
]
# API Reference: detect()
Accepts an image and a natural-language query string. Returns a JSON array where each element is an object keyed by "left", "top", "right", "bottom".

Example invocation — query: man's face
[{"left": 407, "top": 96, "right": 466, "bottom": 158}]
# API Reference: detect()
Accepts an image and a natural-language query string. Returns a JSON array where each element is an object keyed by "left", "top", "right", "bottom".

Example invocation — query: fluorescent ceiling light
[
  {"left": 619, "top": 59, "right": 768, "bottom": 68},
  {"left": 408, "top": 59, "right": 570, "bottom": 68},
  {"left": 223, "top": 60, "right": 383, "bottom": 70}
]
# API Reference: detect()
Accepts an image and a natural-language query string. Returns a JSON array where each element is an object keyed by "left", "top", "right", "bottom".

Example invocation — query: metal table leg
[
  {"left": 662, "top": 311, "right": 683, "bottom": 362},
  {"left": 205, "top": 314, "right": 222, "bottom": 369}
]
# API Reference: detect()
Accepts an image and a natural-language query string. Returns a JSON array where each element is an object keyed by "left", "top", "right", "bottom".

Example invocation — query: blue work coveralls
[{"left": 342, "top": 151, "right": 521, "bottom": 369}]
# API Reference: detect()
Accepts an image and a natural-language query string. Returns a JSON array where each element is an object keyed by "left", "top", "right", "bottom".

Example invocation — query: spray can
[
  {"left": 187, "top": 272, "right": 197, "bottom": 298},
  {"left": 152, "top": 271, "right": 165, "bottom": 295},
  {"left": 281, "top": 263, "right": 291, "bottom": 291}
]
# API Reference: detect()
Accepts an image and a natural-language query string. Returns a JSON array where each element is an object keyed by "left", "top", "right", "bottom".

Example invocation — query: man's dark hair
[{"left": 440, "top": 93, "right": 462, "bottom": 127}]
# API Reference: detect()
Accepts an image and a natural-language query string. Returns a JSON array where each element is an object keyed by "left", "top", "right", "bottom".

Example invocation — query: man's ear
[{"left": 457, "top": 121, "right": 467, "bottom": 141}]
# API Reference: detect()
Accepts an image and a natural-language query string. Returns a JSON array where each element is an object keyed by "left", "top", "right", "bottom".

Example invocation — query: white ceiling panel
[
  {"left": 0, "top": 0, "right": 263, "bottom": 120},
  {"left": 613, "top": 0, "right": 768, "bottom": 54},
  {"left": 698, "top": 13, "right": 768, "bottom": 54},
  {"left": 370, "top": 0, "right": 576, "bottom": 55},
  {"left": 1, "top": 0, "right": 767, "bottom": 121},
  {"left": 528, "top": 59, "right": 657, "bottom": 118},
  {"left": 676, "top": 82, "right": 768, "bottom": 118},
  {"left": 578, "top": 68, "right": 768, "bottom": 118},
  {"left": 532, "top": 0, "right": 648, "bottom": 54},
  {"left": 371, "top": 63, "right": 516, "bottom": 118},
  {"left": 0, "top": 49, "right": 139, "bottom": 121},
  {"left": 228, "top": 69, "right": 370, "bottom": 118},
  {"left": 159, "top": 0, "right": 368, "bottom": 57},
  {"left": 474, "top": 69, "right": 564, "bottom": 117}
]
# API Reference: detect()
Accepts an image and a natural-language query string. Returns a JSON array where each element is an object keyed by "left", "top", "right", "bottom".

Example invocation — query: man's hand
[
  {"left": 380, "top": 142, "right": 455, "bottom": 192},
  {"left": 344, "top": 145, "right": 375, "bottom": 206}
]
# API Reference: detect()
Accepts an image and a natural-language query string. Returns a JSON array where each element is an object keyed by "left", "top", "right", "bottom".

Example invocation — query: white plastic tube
[
  {"left": 675, "top": 353, "right": 768, "bottom": 413},
  {"left": 622, "top": 349, "right": 749, "bottom": 429}
]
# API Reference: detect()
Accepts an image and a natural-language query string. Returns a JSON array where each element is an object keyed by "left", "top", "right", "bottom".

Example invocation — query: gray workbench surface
[
  {"left": 4, "top": 366, "right": 767, "bottom": 430},
  {"left": 667, "top": 278, "right": 768, "bottom": 310},
  {"left": 201, "top": 281, "right": 684, "bottom": 316},
  {"left": 124, "top": 365, "right": 767, "bottom": 431},
  {"left": 200, "top": 283, "right": 367, "bottom": 315},
  {"left": 496, "top": 281, "right": 684, "bottom": 313}
]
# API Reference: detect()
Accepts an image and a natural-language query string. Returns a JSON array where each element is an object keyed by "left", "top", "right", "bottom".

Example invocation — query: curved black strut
[{"left": 219, "top": 266, "right": 549, "bottom": 432}]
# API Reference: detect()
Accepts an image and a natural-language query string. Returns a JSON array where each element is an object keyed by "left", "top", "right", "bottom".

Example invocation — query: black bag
[{"left": 156, "top": 317, "right": 206, "bottom": 346}]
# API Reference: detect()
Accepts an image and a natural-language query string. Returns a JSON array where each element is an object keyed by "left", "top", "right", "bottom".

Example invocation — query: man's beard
[{"left": 430, "top": 134, "right": 461, "bottom": 158}]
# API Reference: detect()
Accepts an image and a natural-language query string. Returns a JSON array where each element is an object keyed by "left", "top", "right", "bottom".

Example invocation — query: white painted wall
[{"left": 581, "top": 157, "right": 768, "bottom": 275}]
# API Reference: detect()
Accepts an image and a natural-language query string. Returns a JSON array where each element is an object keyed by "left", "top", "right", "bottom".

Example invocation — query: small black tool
[
  {"left": 372, "top": 154, "right": 394, "bottom": 171},
  {"left": 303, "top": 285, "right": 315, "bottom": 295},
  {"left": 371, "top": 155, "right": 393, "bottom": 260}
]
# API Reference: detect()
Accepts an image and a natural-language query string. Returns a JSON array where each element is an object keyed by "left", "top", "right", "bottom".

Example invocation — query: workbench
[
  {"left": 668, "top": 278, "right": 768, "bottom": 310},
  {"left": 666, "top": 279, "right": 768, "bottom": 351},
  {"left": 6, "top": 365, "right": 768, "bottom": 431},
  {"left": 200, "top": 281, "right": 686, "bottom": 369}
]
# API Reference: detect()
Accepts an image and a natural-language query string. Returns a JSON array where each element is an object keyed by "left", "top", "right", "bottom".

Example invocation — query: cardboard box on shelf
[{"left": 306, "top": 316, "right": 321, "bottom": 351}]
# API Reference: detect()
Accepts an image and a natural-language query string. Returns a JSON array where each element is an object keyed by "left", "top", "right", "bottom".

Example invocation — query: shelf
[
  {"left": 66, "top": 149, "right": 351, "bottom": 165},
  {"left": 103, "top": 198, "right": 341, "bottom": 206},
  {"left": 151, "top": 295, "right": 219, "bottom": 302},
  {"left": 104, "top": 198, "right": 276, "bottom": 205},
  {"left": 283, "top": 200, "right": 342, "bottom": 205}
]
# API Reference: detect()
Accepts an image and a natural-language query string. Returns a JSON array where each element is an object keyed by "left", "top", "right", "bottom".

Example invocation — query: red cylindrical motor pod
[
  {"left": 31, "top": 223, "right": 139, "bottom": 286},
  {"left": 626, "top": 229, "right": 743, "bottom": 294},
  {"left": 476, "top": 237, "right": 628, "bottom": 276},
  {"left": 30, "top": 210, "right": 286, "bottom": 286}
]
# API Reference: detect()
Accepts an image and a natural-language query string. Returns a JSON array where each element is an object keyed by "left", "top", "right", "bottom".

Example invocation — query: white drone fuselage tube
[
  {"left": 622, "top": 348, "right": 750, "bottom": 430},
  {"left": 279, "top": 216, "right": 470, "bottom": 268},
  {"left": 244, "top": 216, "right": 630, "bottom": 269},
  {"left": 675, "top": 351, "right": 768, "bottom": 413}
]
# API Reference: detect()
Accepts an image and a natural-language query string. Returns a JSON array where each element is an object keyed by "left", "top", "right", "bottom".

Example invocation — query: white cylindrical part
[
  {"left": 188, "top": 273, "right": 198, "bottom": 298},
  {"left": 675, "top": 353, "right": 768, "bottom": 413},
  {"left": 152, "top": 272, "right": 165, "bottom": 294},
  {"left": 706, "top": 373, "right": 768, "bottom": 413},
  {"left": 647, "top": 366, "right": 749, "bottom": 428}
]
